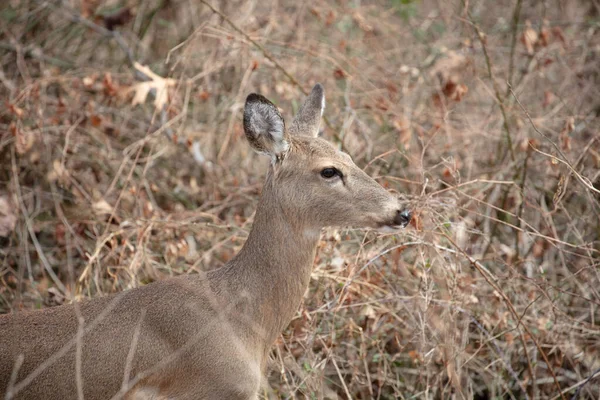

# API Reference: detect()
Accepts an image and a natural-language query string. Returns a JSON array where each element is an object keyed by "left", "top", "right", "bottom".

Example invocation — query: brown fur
[{"left": 0, "top": 85, "right": 408, "bottom": 399}]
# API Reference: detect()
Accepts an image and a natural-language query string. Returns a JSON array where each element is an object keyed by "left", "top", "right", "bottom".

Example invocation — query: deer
[{"left": 0, "top": 84, "right": 411, "bottom": 400}]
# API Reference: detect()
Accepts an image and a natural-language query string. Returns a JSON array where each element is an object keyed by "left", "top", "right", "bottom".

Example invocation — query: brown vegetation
[{"left": 1, "top": 0, "right": 599, "bottom": 398}]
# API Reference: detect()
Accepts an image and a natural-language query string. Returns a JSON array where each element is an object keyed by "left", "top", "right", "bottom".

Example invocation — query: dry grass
[{"left": 1, "top": 0, "right": 600, "bottom": 398}]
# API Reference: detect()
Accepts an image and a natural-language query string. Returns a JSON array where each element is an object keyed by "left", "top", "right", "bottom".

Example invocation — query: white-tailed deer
[{"left": 0, "top": 84, "right": 411, "bottom": 399}]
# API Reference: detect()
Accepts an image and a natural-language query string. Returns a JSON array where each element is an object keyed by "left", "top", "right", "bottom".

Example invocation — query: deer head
[{"left": 243, "top": 83, "right": 411, "bottom": 233}]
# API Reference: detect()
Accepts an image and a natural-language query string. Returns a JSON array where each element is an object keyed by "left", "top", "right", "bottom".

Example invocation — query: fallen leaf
[
  {"left": 90, "top": 115, "right": 102, "bottom": 127},
  {"left": 129, "top": 63, "right": 177, "bottom": 110},
  {"left": 408, "top": 350, "right": 422, "bottom": 363},
  {"left": 521, "top": 20, "right": 538, "bottom": 55},
  {"left": 92, "top": 199, "right": 113, "bottom": 216},
  {"left": 198, "top": 90, "right": 211, "bottom": 101},
  {"left": 325, "top": 10, "right": 335, "bottom": 26},
  {"left": 47, "top": 159, "right": 70, "bottom": 185},
  {"left": 352, "top": 11, "right": 373, "bottom": 33},
  {"left": 543, "top": 90, "right": 556, "bottom": 108},
  {"left": 0, "top": 196, "right": 17, "bottom": 237},
  {"left": 552, "top": 26, "right": 567, "bottom": 48},
  {"left": 103, "top": 73, "right": 119, "bottom": 97},
  {"left": 7, "top": 103, "right": 25, "bottom": 118},
  {"left": 103, "top": 7, "right": 133, "bottom": 31},
  {"left": 81, "top": 0, "right": 101, "bottom": 18},
  {"left": 333, "top": 68, "right": 347, "bottom": 80}
]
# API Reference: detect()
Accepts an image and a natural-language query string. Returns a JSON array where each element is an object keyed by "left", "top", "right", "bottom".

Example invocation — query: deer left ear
[
  {"left": 243, "top": 93, "right": 289, "bottom": 160},
  {"left": 288, "top": 83, "right": 325, "bottom": 138}
]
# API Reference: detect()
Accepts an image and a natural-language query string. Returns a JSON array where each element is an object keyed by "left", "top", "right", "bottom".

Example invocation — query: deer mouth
[
  {"left": 395, "top": 209, "right": 412, "bottom": 228},
  {"left": 377, "top": 209, "right": 412, "bottom": 231}
]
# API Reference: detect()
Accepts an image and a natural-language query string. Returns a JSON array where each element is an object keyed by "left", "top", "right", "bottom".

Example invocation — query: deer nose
[{"left": 395, "top": 209, "right": 412, "bottom": 227}]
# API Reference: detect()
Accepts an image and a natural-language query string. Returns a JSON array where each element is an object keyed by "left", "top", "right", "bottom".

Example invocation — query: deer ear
[
  {"left": 243, "top": 93, "right": 289, "bottom": 159},
  {"left": 289, "top": 83, "right": 325, "bottom": 138}
]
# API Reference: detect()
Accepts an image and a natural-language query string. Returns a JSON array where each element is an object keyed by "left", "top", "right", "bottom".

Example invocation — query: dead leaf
[
  {"left": 103, "top": 7, "right": 133, "bottom": 31},
  {"left": 408, "top": 350, "right": 422, "bottom": 364},
  {"left": 559, "top": 117, "right": 574, "bottom": 152},
  {"left": 442, "top": 78, "right": 468, "bottom": 102},
  {"left": 539, "top": 21, "right": 551, "bottom": 47},
  {"left": 103, "top": 73, "right": 119, "bottom": 97},
  {"left": 543, "top": 90, "right": 556, "bottom": 108},
  {"left": 519, "top": 138, "right": 539, "bottom": 153},
  {"left": 360, "top": 304, "right": 376, "bottom": 319},
  {"left": 325, "top": 10, "right": 335, "bottom": 26},
  {"left": 81, "top": 0, "right": 101, "bottom": 18},
  {"left": 198, "top": 90, "right": 211, "bottom": 101},
  {"left": 393, "top": 116, "right": 412, "bottom": 148},
  {"left": 82, "top": 75, "right": 95, "bottom": 88},
  {"left": 90, "top": 115, "right": 102, "bottom": 127},
  {"left": 7, "top": 103, "right": 25, "bottom": 118},
  {"left": 13, "top": 123, "right": 35, "bottom": 155},
  {"left": 552, "top": 26, "right": 567, "bottom": 48},
  {"left": 521, "top": 20, "right": 538, "bottom": 55},
  {"left": 47, "top": 160, "right": 70, "bottom": 186},
  {"left": 46, "top": 287, "right": 66, "bottom": 306},
  {"left": 0, "top": 196, "right": 17, "bottom": 237},
  {"left": 129, "top": 63, "right": 177, "bottom": 110},
  {"left": 333, "top": 68, "right": 347, "bottom": 80},
  {"left": 92, "top": 199, "right": 113, "bottom": 216},
  {"left": 352, "top": 11, "right": 373, "bottom": 33}
]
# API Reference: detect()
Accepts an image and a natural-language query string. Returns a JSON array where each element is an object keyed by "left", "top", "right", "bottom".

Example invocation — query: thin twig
[
  {"left": 443, "top": 233, "right": 567, "bottom": 400},
  {"left": 198, "top": 0, "right": 343, "bottom": 144},
  {"left": 506, "top": 0, "right": 523, "bottom": 92},
  {"left": 463, "top": 3, "right": 516, "bottom": 162},
  {"left": 11, "top": 148, "right": 68, "bottom": 295},
  {"left": 509, "top": 85, "right": 600, "bottom": 196}
]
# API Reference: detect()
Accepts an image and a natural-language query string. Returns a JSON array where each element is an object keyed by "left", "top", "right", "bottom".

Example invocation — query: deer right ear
[{"left": 243, "top": 93, "right": 289, "bottom": 160}]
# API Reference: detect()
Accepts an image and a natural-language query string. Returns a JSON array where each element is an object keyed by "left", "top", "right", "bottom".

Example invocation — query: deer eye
[{"left": 320, "top": 168, "right": 341, "bottom": 179}]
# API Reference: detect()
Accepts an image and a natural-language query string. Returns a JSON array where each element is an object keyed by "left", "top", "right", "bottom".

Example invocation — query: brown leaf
[
  {"left": 559, "top": 117, "right": 574, "bottom": 151},
  {"left": 14, "top": 125, "right": 35, "bottom": 155},
  {"left": 552, "top": 27, "right": 567, "bottom": 48},
  {"left": 198, "top": 90, "right": 211, "bottom": 101},
  {"left": 129, "top": 63, "right": 176, "bottom": 110},
  {"left": 519, "top": 138, "right": 539, "bottom": 153},
  {"left": 521, "top": 21, "right": 538, "bottom": 55},
  {"left": 393, "top": 116, "right": 412, "bottom": 148},
  {"left": 92, "top": 199, "right": 113, "bottom": 216},
  {"left": 325, "top": 10, "right": 336, "bottom": 26},
  {"left": 47, "top": 160, "right": 70, "bottom": 186},
  {"left": 333, "top": 68, "right": 347, "bottom": 80},
  {"left": 7, "top": 103, "right": 25, "bottom": 118},
  {"left": 0, "top": 196, "right": 17, "bottom": 237},
  {"left": 46, "top": 287, "right": 66, "bottom": 306},
  {"left": 532, "top": 239, "right": 546, "bottom": 258},
  {"left": 103, "top": 8, "right": 133, "bottom": 31},
  {"left": 103, "top": 73, "right": 119, "bottom": 97},
  {"left": 442, "top": 78, "right": 468, "bottom": 102},
  {"left": 90, "top": 114, "right": 102, "bottom": 127},
  {"left": 81, "top": 0, "right": 101, "bottom": 18},
  {"left": 352, "top": 11, "right": 373, "bottom": 33},
  {"left": 82, "top": 75, "right": 95, "bottom": 88},
  {"left": 408, "top": 350, "right": 422, "bottom": 364},
  {"left": 543, "top": 90, "right": 556, "bottom": 108},
  {"left": 375, "top": 97, "right": 389, "bottom": 111},
  {"left": 539, "top": 26, "right": 551, "bottom": 47}
]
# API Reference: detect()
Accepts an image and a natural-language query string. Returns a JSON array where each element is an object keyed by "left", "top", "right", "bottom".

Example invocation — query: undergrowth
[{"left": 1, "top": 0, "right": 599, "bottom": 398}]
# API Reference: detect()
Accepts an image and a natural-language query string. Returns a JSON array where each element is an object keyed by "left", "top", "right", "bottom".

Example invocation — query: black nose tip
[{"left": 395, "top": 209, "right": 412, "bottom": 227}]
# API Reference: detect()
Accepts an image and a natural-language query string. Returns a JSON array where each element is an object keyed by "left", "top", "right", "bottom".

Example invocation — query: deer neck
[{"left": 229, "top": 171, "right": 320, "bottom": 344}]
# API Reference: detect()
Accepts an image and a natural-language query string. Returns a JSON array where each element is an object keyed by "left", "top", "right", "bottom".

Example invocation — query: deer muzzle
[{"left": 394, "top": 209, "right": 412, "bottom": 228}]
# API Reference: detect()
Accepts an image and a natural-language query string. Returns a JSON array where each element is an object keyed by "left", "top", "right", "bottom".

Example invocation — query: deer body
[{"left": 0, "top": 84, "right": 411, "bottom": 399}]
